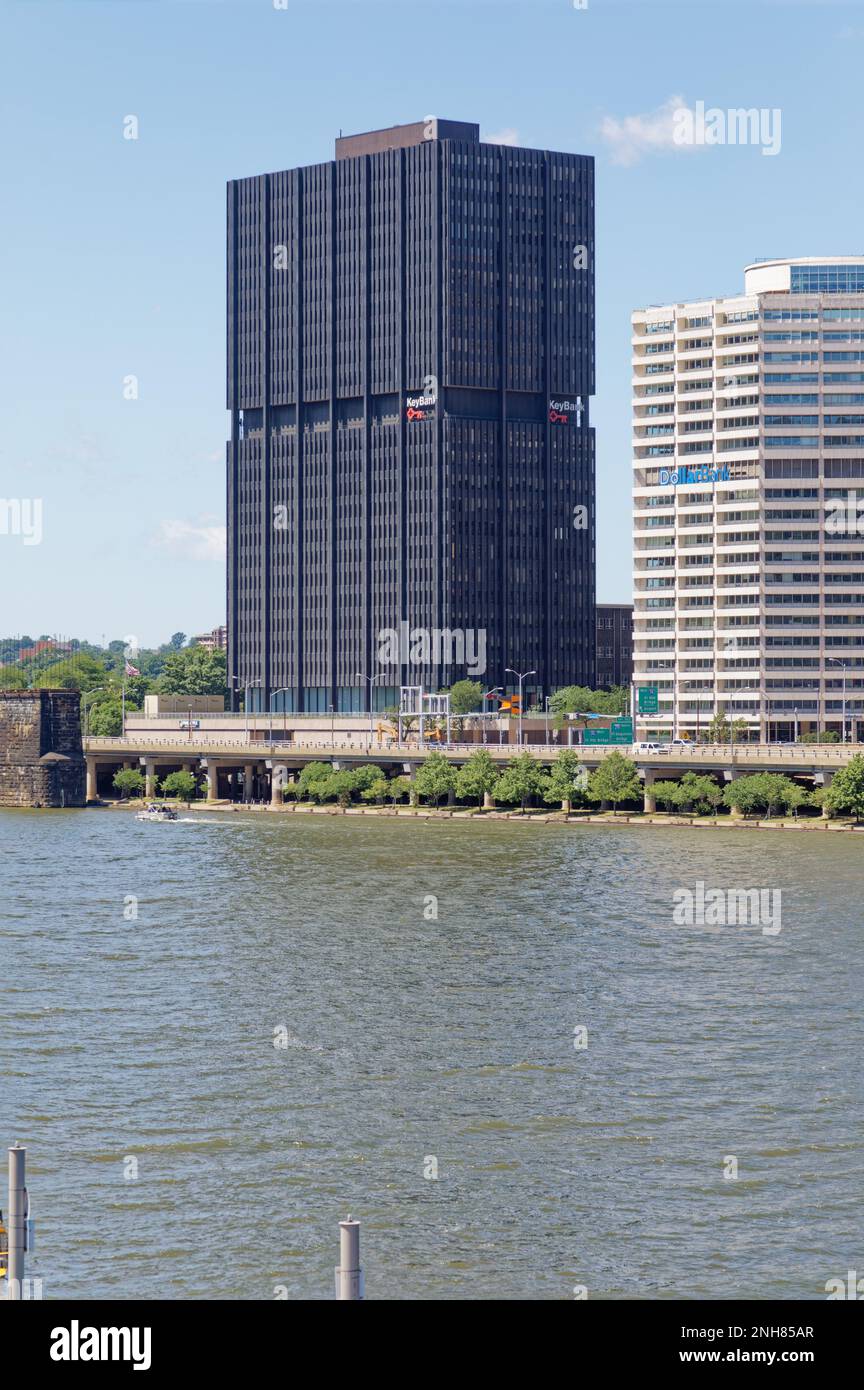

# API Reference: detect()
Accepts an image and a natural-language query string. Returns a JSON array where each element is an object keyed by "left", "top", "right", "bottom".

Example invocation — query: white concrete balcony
[
  {"left": 633, "top": 369, "right": 680, "bottom": 386},
  {"left": 677, "top": 430, "right": 716, "bottom": 446}
]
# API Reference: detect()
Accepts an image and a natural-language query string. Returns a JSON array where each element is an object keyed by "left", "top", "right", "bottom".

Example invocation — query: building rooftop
[{"left": 335, "top": 119, "right": 480, "bottom": 160}]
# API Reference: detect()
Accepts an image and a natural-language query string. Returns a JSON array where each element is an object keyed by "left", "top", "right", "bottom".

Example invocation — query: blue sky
[{"left": 2, "top": 0, "right": 863, "bottom": 648}]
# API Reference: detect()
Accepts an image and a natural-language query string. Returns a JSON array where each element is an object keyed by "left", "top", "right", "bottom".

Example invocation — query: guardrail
[{"left": 83, "top": 736, "right": 861, "bottom": 764}]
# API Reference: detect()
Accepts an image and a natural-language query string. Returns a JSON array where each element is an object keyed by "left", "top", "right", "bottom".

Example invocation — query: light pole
[
  {"left": 246, "top": 679, "right": 262, "bottom": 740},
  {"left": 827, "top": 658, "right": 848, "bottom": 742},
  {"left": 739, "top": 688, "right": 761, "bottom": 746},
  {"left": 329, "top": 703, "right": 335, "bottom": 747},
  {"left": 231, "top": 675, "right": 261, "bottom": 740},
  {"left": 481, "top": 687, "right": 502, "bottom": 745},
  {"left": 269, "top": 687, "right": 291, "bottom": 744},
  {"left": 544, "top": 695, "right": 552, "bottom": 746},
  {"left": 82, "top": 687, "right": 106, "bottom": 738},
  {"left": 505, "top": 668, "right": 536, "bottom": 748},
  {"left": 726, "top": 691, "right": 757, "bottom": 755},
  {"left": 356, "top": 671, "right": 386, "bottom": 742}
]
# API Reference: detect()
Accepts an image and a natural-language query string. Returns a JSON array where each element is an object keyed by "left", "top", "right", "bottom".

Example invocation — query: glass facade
[{"left": 790, "top": 264, "right": 864, "bottom": 294}]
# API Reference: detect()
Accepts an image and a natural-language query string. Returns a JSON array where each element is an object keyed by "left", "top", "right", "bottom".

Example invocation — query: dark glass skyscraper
[{"left": 227, "top": 119, "right": 595, "bottom": 713}]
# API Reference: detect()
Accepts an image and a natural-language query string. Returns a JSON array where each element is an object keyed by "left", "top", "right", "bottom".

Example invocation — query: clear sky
[{"left": 2, "top": 0, "right": 863, "bottom": 648}]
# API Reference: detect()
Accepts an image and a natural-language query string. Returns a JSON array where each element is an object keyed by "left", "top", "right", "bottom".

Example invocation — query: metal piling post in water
[
  {"left": 335, "top": 1215, "right": 363, "bottom": 1300},
  {"left": 7, "top": 1144, "right": 25, "bottom": 1300}
]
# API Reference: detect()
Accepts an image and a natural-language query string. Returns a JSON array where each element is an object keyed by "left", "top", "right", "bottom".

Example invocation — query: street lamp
[
  {"left": 356, "top": 671, "right": 386, "bottom": 741},
  {"left": 481, "top": 687, "right": 502, "bottom": 745},
  {"left": 726, "top": 689, "right": 759, "bottom": 754},
  {"left": 269, "top": 687, "right": 291, "bottom": 744},
  {"left": 505, "top": 668, "right": 536, "bottom": 747},
  {"left": 827, "top": 658, "right": 848, "bottom": 742},
  {"left": 82, "top": 687, "right": 106, "bottom": 739},
  {"left": 230, "top": 675, "right": 261, "bottom": 740},
  {"left": 329, "top": 703, "right": 335, "bottom": 747}
]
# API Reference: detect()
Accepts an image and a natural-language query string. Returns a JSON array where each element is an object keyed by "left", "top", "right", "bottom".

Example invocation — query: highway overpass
[{"left": 83, "top": 735, "right": 860, "bottom": 806}]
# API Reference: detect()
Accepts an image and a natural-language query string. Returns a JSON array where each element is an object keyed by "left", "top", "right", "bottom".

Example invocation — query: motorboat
[{"left": 135, "top": 803, "right": 179, "bottom": 822}]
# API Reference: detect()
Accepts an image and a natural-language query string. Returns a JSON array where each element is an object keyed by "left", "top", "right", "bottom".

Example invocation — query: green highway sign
[
  {"left": 638, "top": 686, "right": 659, "bottom": 715},
  {"left": 582, "top": 728, "right": 610, "bottom": 745},
  {"left": 583, "top": 717, "right": 633, "bottom": 746}
]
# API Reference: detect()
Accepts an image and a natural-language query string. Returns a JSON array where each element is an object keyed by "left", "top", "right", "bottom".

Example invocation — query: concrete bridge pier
[
  {"left": 201, "top": 759, "right": 219, "bottom": 802},
  {"left": 403, "top": 762, "right": 420, "bottom": 807},
  {"left": 814, "top": 768, "right": 834, "bottom": 818},
  {"left": 86, "top": 756, "right": 98, "bottom": 803},
  {"left": 641, "top": 767, "right": 658, "bottom": 815},
  {"left": 140, "top": 757, "right": 157, "bottom": 798},
  {"left": 269, "top": 762, "right": 287, "bottom": 806},
  {"left": 723, "top": 767, "right": 746, "bottom": 817}
]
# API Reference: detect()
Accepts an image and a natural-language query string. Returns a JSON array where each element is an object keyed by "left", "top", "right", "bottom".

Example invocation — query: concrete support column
[
  {"left": 403, "top": 762, "right": 419, "bottom": 807},
  {"left": 86, "top": 757, "right": 98, "bottom": 802},
  {"left": 270, "top": 764, "right": 286, "bottom": 806},
  {"left": 203, "top": 761, "right": 218, "bottom": 802},
  {"left": 243, "top": 763, "right": 254, "bottom": 802},
  {"left": 818, "top": 769, "right": 834, "bottom": 818},
  {"left": 141, "top": 757, "right": 156, "bottom": 798}
]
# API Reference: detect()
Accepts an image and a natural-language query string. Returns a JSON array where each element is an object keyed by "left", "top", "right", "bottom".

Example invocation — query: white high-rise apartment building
[{"left": 632, "top": 257, "right": 864, "bottom": 742}]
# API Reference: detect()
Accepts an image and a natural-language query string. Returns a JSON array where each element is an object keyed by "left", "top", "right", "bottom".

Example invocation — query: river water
[{"left": 2, "top": 808, "right": 861, "bottom": 1300}]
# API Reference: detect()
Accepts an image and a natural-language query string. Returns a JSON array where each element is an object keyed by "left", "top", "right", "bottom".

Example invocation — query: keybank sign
[
  {"left": 659, "top": 464, "right": 730, "bottom": 487},
  {"left": 548, "top": 396, "right": 583, "bottom": 425}
]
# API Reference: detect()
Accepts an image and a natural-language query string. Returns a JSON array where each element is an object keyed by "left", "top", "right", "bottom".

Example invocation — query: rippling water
[{"left": 2, "top": 807, "right": 862, "bottom": 1300}]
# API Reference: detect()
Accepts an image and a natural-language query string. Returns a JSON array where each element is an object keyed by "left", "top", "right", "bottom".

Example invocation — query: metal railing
[{"left": 84, "top": 735, "right": 860, "bottom": 765}]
